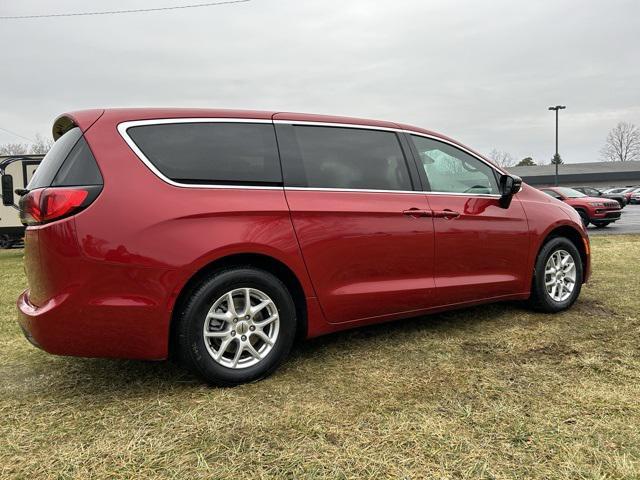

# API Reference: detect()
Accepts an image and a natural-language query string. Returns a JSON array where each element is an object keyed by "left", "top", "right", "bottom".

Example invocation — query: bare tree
[
  {"left": 600, "top": 122, "right": 640, "bottom": 162},
  {"left": 0, "top": 133, "right": 53, "bottom": 156},
  {"left": 30, "top": 134, "right": 54, "bottom": 154},
  {"left": 0, "top": 142, "right": 28, "bottom": 156},
  {"left": 488, "top": 149, "right": 515, "bottom": 168}
]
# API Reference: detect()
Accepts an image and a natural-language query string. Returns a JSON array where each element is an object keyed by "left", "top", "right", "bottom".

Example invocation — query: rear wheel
[
  {"left": 527, "top": 237, "right": 583, "bottom": 312},
  {"left": 175, "top": 267, "right": 297, "bottom": 386}
]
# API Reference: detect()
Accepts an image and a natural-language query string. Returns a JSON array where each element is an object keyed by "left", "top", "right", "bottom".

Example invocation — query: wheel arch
[
  {"left": 537, "top": 224, "right": 588, "bottom": 283},
  {"left": 168, "top": 252, "right": 308, "bottom": 359}
]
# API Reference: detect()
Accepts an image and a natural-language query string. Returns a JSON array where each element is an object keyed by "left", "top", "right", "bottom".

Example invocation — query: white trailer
[{"left": 0, "top": 155, "right": 42, "bottom": 248}]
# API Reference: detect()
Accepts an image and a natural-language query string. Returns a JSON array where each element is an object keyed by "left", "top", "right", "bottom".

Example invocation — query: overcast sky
[{"left": 1, "top": 0, "right": 639, "bottom": 164}]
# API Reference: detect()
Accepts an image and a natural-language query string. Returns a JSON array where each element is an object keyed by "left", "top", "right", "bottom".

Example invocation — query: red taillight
[
  {"left": 19, "top": 189, "right": 43, "bottom": 226},
  {"left": 19, "top": 187, "right": 99, "bottom": 226},
  {"left": 41, "top": 189, "right": 88, "bottom": 222}
]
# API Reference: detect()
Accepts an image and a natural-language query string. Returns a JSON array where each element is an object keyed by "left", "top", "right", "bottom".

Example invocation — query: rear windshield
[
  {"left": 27, "top": 127, "right": 102, "bottom": 189},
  {"left": 126, "top": 122, "right": 282, "bottom": 186}
]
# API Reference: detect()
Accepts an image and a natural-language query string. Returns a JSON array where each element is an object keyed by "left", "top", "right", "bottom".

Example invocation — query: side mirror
[
  {"left": 498, "top": 174, "right": 522, "bottom": 208},
  {"left": 1, "top": 174, "right": 14, "bottom": 206}
]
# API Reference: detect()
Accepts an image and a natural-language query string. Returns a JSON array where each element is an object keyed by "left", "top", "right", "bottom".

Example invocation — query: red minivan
[{"left": 13, "top": 109, "right": 590, "bottom": 385}]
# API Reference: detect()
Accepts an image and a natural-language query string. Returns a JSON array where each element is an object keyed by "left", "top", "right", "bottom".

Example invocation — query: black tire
[
  {"left": 175, "top": 267, "right": 297, "bottom": 386},
  {"left": 576, "top": 210, "right": 589, "bottom": 227},
  {"left": 527, "top": 237, "right": 583, "bottom": 313},
  {"left": 592, "top": 222, "right": 610, "bottom": 228},
  {"left": 0, "top": 235, "right": 10, "bottom": 249}
]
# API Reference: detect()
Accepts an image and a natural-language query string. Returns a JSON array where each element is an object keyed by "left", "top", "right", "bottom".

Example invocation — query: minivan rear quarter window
[
  {"left": 27, "top": 127, "right": 82, "bottom": 189},
  {"left": 286, "top": 126, "right": 412, "bottom": 191},
  {"left": 126, "top": 122, "right": 282, "bottom": 186}
]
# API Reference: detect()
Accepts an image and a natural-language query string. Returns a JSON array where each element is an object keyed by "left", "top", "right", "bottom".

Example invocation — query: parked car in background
[
  {"left": 622, "top": 187, "right": 640, "bottom": 204},
  {"left": 540, "top": 186, "right": 622, "bottom": 228},
  {"left": 572, "top": 186, "right": 627, "bottom": 208},
  {"left": 603, "top": 187, "right": 632, "bottom": 194},
  {"left": 630, "top": 190, "right": 640, "bottom": 205},
  {"left": 14, "top": 108, "right": 591, "bottom": 386},
  {"left": 608, "top": 186, "right": 640, "bottom": 204}
]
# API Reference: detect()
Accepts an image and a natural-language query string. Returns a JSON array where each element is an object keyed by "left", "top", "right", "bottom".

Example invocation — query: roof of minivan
[{"left": 54, "top": 108, "right": 495, "bottom": 167}]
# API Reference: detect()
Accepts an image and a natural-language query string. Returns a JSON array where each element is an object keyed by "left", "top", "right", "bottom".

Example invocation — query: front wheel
[
  {"left": 577, "top": 210, "right": 589, "bottom": 227},
  {"left": 175, "top": 267, "right": 297, "bottom": 386},
  {"left": 527, "top": 237, "right": 583, "bottom": 312}
]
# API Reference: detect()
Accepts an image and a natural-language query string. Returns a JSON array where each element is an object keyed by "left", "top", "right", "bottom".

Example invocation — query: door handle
[
  {"left": 433, "top": 209, "right": 460, "bottom": 219},
  {"left": 402, "top": 208, "right": 433, "bottom": 218}
]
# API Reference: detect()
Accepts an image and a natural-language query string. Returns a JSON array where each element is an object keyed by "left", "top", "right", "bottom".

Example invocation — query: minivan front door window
[{"left": 411, "top": 135, "right": 499, "bottom": 195}]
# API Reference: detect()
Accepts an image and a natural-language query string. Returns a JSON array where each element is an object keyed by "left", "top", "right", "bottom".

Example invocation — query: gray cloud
[{"left": 1, "top": 0, "right": 639, "bottom": 163}]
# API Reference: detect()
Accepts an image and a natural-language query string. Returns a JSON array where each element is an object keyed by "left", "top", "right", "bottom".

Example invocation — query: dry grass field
[{"left": 1, "top": 235, "right": 639, "bottom": 479}]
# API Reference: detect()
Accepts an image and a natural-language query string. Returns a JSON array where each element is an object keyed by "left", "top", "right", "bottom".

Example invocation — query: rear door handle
[
  {"left": 402, "top": 208, "right": 433, "bottom": 218},
  {"left": 433, "top": 209, "right": 460, "bottom": 219}
]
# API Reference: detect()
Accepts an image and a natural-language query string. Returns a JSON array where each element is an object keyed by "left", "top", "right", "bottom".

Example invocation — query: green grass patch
[{"left": 1, "top": 236, "right": 639, "bottom": 479}]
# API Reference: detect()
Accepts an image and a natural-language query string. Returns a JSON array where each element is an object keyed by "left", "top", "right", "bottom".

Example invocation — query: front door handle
[
  {"left": 433, "top": 209, "right": 461, "bottom": 219},
  {"left": 402, "top": 208, "right": 433, "bottom": 218}
]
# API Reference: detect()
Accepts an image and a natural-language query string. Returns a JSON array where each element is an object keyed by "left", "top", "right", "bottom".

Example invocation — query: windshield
[{"left": 555, "top": 187, "right": 586, "bottom": 198}]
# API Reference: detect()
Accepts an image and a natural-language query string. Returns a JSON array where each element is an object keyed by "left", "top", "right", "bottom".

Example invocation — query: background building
[{"left": 509, "top": 161, "right": 640, "bottom": 188}]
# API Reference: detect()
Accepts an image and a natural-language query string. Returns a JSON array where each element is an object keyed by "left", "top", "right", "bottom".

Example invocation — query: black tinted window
[
  {"left": 28, "top": 127, "right": 82, "bottom": 189},
  {"left": 53, "top": 136, "right": 103, "bottom": 186},
  {"left": 127, "top": 123, "right": 281, "bottom": 185},
  {"left": 287, "top": 126, "right": 412, "bottom": 191}
]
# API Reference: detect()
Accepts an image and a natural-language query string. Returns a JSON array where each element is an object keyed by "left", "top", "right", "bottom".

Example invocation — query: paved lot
[{"left": 588, "top": 204, "right": 640, "bottom": 235}]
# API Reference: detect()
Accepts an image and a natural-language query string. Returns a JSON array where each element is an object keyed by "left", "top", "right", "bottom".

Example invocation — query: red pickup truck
[{"left": 540, "top": 187, "right": 622, "bottom": 228}]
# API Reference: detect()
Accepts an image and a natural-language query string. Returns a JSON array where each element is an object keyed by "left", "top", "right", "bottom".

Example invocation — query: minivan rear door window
[{"left": 282, "top": 125, "right": 413, "bottom": 191}]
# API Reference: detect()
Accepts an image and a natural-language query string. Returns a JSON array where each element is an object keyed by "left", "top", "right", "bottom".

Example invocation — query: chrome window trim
[
  {"left": 273, "top": 119, "right": 400, "bottom": 133},
  {"left": 117, "top": 118, "right": 283, "bottom": 190},
  {"left": 284, "top": 186, "right": 424, "bottom": 195},
  {"left": 275, "top": 120, "right": 506, "bottom": 195},
  {"left": 284, "top": 186, "right": 500, "bottom": 198},
  {"left": 118, "top": 117, "right": 505, "bottom": 197},
  {"left": 273, "top": 119, "right": 506, "bottom": 176}
]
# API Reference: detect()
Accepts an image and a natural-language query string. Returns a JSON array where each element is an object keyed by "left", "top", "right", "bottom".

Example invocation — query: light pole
[{"left": 548, "top": 105, "right": 566, "bottom": 186}]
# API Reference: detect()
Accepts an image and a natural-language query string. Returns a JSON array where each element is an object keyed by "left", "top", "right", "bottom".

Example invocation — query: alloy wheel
[
  {"left": 202, "top": 288, "right": 279, "bottom": 369},
  {"left": 544, "top": 249, "right": 576, "bottom": 302}
]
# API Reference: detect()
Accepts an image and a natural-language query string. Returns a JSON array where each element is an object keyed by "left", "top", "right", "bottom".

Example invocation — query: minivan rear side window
[
  {"left": 126, "top": 122, "right": 282, "bottom": 186},
  {"left": 283, "top": 126, "right": 413, "bottom": 191},
  {"left": 27, "top": 127, "right": 102, "bottom": 189}
]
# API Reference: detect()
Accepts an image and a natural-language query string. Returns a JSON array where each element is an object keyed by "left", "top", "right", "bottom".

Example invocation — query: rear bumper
[
  {"left": 17, "top": 279, "right": 171, "bottom": 360},
  {"left": 17, "top": 289, "right": 106, "bottom": 356}
]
